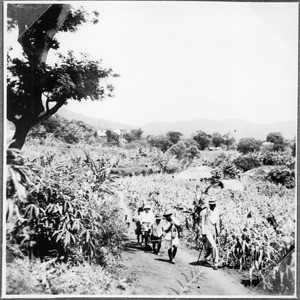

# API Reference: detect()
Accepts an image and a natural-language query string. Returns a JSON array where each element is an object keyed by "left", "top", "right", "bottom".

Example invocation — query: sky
[{"left": 6, "top": 1, "right": 299, "bottom": 126}]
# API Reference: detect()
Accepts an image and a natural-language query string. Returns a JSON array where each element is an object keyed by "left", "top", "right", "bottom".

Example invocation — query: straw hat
[
  {"left": 155, "top": 214, "right": 162, "bottom": 219},
  {"left": 208, "top": 198, "right": 217, "bottom": 205},
  {"left": 143, "top": 205, "right": 151, "bottom": 210},
  {"left": 163, "top": 210, "right": 173, "bottom": 216}
]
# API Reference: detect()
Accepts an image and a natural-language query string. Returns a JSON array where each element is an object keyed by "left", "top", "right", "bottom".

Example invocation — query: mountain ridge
[{"left": 58, "top": 107, "right": 296, "bottom": 140}]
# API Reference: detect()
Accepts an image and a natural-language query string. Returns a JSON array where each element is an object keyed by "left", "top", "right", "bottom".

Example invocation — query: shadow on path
[
  {"left": 154, "top": 258, "right": 172, "bottom": 264},
  {"left": 189, "top": 260, "right": 212, "bottom": 268}
]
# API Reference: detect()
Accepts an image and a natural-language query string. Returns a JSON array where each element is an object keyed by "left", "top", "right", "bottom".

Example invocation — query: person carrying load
[
  {"left": 163, "top": 210, "right": 181, "bottom": 264},
  {"left": 150, "top": 214, "right": 164, "bottom": 254},
  {"left": 140, "top": 205, "right": 155, "bottom": 250},
  {"left": 132, "top": 206, "right": 144, "bottom": 245}
]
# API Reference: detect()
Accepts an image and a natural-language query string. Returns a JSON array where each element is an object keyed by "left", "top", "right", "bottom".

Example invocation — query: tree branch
[{"left": 35, "top": 101, "right": 65, "bottom": 125}]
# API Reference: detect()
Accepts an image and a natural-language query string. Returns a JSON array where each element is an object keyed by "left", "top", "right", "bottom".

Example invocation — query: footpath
[{"left": 116, "top": 191, "right": 255, "bottom": 296}]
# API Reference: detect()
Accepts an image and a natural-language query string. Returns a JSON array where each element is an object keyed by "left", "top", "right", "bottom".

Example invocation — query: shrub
[
  {"left": 237, "top": 138, "right": 260, "bottom": 154},
  {"left": 266, "top": 132, "right": 285, "bottom": 151},
  {"left": 147, "top": 135, "right": 173, "bottom": 152},
  {"left": 267, "top": 166, "right": 295, "bottom": 189},
  {"left": 233, "top": 155, "right": 261, "bottom": 172},
  {"left": 167, "top": 141, "right": 187, "bottom": 159},
  {"left": 219, "top": 161, "right": 241, "bottom": 179},
  {"left": 7, "top": 150, "right": 124, "bottom": 266},
  {"left": 261, "top": 151, "right": 295, "bottom": 169}
]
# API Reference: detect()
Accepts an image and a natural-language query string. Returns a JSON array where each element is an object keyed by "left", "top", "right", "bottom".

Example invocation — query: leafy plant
[
  {"left": 267, "top": 166, "right": 295, "bottom": 189},
  {"left": 233, "top": 154, "right": 261, "bottom": 172}
]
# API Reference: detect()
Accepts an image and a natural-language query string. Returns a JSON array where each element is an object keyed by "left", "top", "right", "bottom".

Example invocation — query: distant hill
[
  {"left": 57, "top": 106, "right": 135, "bottom": 131},
  {"left": 141, "top": 119, "right": 296, "bottom": 140},
  {"left": 57, "top": 107, "right": 296, "bottom": 140}
]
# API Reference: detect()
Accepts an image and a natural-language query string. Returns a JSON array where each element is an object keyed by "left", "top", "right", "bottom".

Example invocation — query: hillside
[
  {"left": 57, "top": 107, "right": 295, "bottom": 140},
  {"left": 58, "top": 106, "right": 135, "bottom": 131}
]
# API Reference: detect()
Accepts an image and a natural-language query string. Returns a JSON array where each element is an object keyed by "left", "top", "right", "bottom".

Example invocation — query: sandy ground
[{"left": 116, "top": 191, "right": 255, "bottom": 296}]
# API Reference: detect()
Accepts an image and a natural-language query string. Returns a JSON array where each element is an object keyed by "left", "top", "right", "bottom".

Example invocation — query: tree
[
  {"left": 123, "top": 128, "right": 143, "bottom": 143},
  {"left": 237, "top": 138, "right": 260, "bottom": 154},
  {"left": 266, "top": 132, "right": 285, "bottom": 152},
  {"left": 166, "top": 131, "right": 183, "bottom": 144},
  {"left": 223, "top": 132, "right": 236, "bottom": 150},
  {"left": 106, "top": 129, "right": 119, "bottom": 145},
  {"left": 184, "top": 145, "right": 199, "bottom": 160},
  {"left": 211, "top": 132, "right": 225, "bottom": 148},
  {"left": 192, "top": 130, "right": 211, "bottom": 150},
  {"left": 183, "top": 138, "right": 199, "bottom": 148},
  {"left": 147, "top": 135, "right": 173, "bottom": 152},
  {"left": 233, "top": 155, "right": 261, "bottom": 172},
  {"left": 7, "top": 4, "right": 118, "bottom": 149},
  {"left": 167, "top": 141, "right": 186, "bottom": 159}
]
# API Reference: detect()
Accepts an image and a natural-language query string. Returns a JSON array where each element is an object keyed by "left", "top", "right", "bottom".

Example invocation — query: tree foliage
[
  {"left": 147, "top": 135, "right": 173, "bottom": 152},
  {"left": 223, "top": 132, "right": 236, "bottom": 150},
  {"left": 166, "top": 131, "right": 183, "bottom": 145},
  {"left": 233, "top": 154, "right": 261, "bottom": 172},
  {"left": 123, "top": 129, "right": 143, "bottom": 143},
  {"left": 167, "top": 141, "right": 186, "bottom": 159},
  {"left": 7, "top": 4, "right": 118, "bottom": 149},
  {"left": 192, "top": 130, "right": 211, "bottom": 150},
  {"left": 27, "top": 115, "right": 99, "bottom": 144},
  {"left": 266, "top": 132, "right": 285, "bottom": 152},
  {"left": 106, "top": 130, "right": 120, "bottom": 146},
  {"left": 237, "top": 137, "right": 260, "bottom": 154},
  {"left": 211, "top": 132, "right": 225, "bottom": 147}
]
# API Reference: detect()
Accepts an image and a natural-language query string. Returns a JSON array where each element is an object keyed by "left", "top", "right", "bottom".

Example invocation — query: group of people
[
  {"left": 132, "top": 178, "right": 222, "bottom": 269},
  {"left": 132, "top": 206, "right": 180, "bottom": 264}
]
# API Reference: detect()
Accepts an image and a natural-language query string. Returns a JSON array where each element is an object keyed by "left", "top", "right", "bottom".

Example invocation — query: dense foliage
[
  {"left": 6, "top": 115, "right": 296, "bottom": 295},
  {"left": 237, "top": 138, "right": 261, "bottom": 154},
  {"left": 120, "top": 174, "right": 295, "bottom": 295},
  {"left": 7, "top": 148, "right": 125, "bottom": 265}
]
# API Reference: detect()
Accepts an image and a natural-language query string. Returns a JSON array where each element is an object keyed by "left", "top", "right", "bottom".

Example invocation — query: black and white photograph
[{"left": 3, "top": 1, "right": 297, "bottom": 297}]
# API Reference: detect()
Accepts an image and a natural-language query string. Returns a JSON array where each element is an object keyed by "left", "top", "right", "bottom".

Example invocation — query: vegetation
[
  {"left": 5, "top": 6, "right": 295, "bottom": 296},
  {"left": 237, "top": 138, "right": 261, "bottom": 154},
  {"left": 6, "top": 119, "right": 296, "bottom": 295},
  {"left": 7, "top": 4, "right": 118, "bottom": 149},
  {"left": 266, "top": 132, "right": 285, "bottom": 152}
]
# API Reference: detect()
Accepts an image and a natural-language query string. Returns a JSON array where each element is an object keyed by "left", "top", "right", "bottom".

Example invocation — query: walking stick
[{"left": 197, "top": 240, "right": 204, "bottom": 263}]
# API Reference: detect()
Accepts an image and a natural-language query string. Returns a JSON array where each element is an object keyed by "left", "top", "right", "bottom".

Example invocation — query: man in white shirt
[
  {"left": 140, "top": 205, "right": 155, "bottom": 250},
  {"left": 163, "top": 210, "right": 181, "bottom": 264},
  {"left": 151, "top": 214, "right": 164, "bottom": 254},
  {"left": 202, "top": 198, "right": 220, "bottom": 270}
]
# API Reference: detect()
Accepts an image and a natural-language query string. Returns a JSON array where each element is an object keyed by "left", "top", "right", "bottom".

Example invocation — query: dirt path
[{"left": 116, "top": 191, "right": 254, "bottom": 296}]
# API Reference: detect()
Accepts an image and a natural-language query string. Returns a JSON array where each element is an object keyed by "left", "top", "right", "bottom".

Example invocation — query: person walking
[
  {"left": 163, "top": 210, "right": 181, "bottom": 264},
  {"left": 132, "top": 207, "right": 144, "bottom": 245},
  {"left": 151, "top": 214, "right": 164, "bottom": 254},
  {"left": 202, "top": 198, "right": 220, "bottom": 270},
  {"left": 140, "top": 205, "right": 155, "bottom": 250}
]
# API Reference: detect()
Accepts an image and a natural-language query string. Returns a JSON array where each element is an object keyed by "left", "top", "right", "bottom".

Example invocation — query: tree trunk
[{"left": 9, "top": 121, "right": 32, "bottom": 150}]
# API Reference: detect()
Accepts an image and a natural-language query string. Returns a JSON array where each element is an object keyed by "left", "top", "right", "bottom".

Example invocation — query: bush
[
  {"left": 7, "top": 150, "right": 125, "bottom": 266},
  {"left": 219, "top": 161, "right": 241, "bottom": 179},
  {"left": 233, "top": 155, "right": 261, "bottom": 172},
  {"left": 267, "top": 166, "right": 295, "bottom": 189},
  {"left": 237, "top": 138, "right": 260, "bottom": 154},
  {"left": 27, "top": 116, "right": 100, "bottom": 145},
  {"left": 167, "top": 141, "right": 187, "bottom": 159},
  {"left": 266, "top": 132, "right": 285, "bottom": 151},
  {"left": 7, "top": 258, "right": 130, "bottom": 295},
  {"left": 147, "top": 135, "right": 173, "bottom": 152},
  {"left": 261, "top": 151, "right": 295, "bottom": 169}
]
